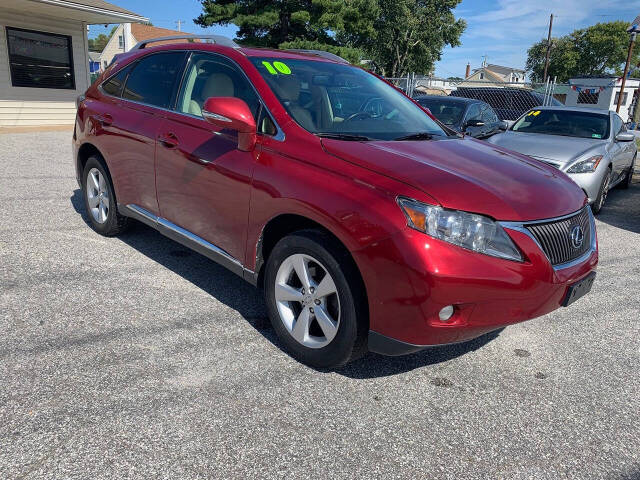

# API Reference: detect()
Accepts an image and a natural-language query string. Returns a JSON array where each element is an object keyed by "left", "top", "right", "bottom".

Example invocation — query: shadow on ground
[
  {"left": 71, "top": 189, "right": 501, "bottom": 378},
  {"left": 597, "top": 176, "right": 640, "bottom": 234}
]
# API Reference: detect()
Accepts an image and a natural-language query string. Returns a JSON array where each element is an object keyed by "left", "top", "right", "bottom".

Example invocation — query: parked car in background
[
  {"left": 488, "top": 107, "right": 636, "bottom": 213},
  {"left": 451, "top": 87, "right": 563, "bottom": 121},
  {"left": 73, "top": 38, "right": 598, "bottom": 368},
  {"left": 413, "top": 95, "right": 507, "bottom": 138}
]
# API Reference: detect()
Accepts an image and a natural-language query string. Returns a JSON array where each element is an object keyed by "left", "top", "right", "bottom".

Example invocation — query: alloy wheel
[
  {"left": 86, "top": 167, "right": 110, "bottom": 224},
  {"left": 599, "top": 172, "right": 611, "bottom": 211},
  {"left": 274, "top": 253, "right": 340, "bottom": 349}
]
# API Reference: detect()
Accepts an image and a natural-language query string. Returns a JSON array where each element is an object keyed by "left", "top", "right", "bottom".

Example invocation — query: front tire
[
  {"left": 591, "top": 169, "right": 611, "bottom": 215},
  {"left": 264, "top": 230, "right": 367, "bottom": 369},
  {"left": 82, "top": 156, "right": 129, "bottom": 236}
]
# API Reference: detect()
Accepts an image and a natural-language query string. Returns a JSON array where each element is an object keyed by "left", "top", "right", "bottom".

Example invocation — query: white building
[
  {"left": 0, "top": 0, "right": 147, "bottom": 127},
  {"left": 99, "top": 23, "right": 192, "bottom": 71},
  {"left": 565, "top": 76, "right": 640, "bottom": 121}
]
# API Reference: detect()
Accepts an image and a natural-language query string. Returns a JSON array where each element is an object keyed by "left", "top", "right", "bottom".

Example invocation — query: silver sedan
[{"left": 487, "top": 106, "right": 636, "bottom": 213}]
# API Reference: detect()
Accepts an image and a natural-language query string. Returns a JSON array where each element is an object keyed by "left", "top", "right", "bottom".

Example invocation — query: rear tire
[
  {"left": 619, "top": 155, "right": 636, "bottom": 189},
  {"left": 82, "top": 156, "right": 129, "bottom": 236},
  {"left": 591, "top": 169, "right": 611, "bottom": 215},
  {"left": 264, "top": 230, "right": 367, "bottom": 369}
]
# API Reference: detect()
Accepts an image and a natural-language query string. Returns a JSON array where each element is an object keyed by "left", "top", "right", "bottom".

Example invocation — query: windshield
[
  {"left": 511, "top": 109, "right": 610, "bottom": 139},
  {"left": 415, "top": 98, "right": 465, "bottom": 125},
  {"left": 250, "top": 57, "right": 448, "bottom": 140}
]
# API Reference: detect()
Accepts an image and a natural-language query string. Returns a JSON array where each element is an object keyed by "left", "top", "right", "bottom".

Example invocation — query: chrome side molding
[{"left": 121, "top": 204, "right": 244, "bottom": 277}]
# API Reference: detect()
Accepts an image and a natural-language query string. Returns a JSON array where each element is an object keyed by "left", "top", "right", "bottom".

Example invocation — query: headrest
[
  {"left": 201, "top": 73, "right": 234, "bottom": 99},
  {"left": 275, "top": 76, "right": 301, "bottom": 102}
]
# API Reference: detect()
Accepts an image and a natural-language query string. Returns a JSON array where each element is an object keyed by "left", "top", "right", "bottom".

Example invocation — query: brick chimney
[{"left": 465, "top": 62, "right": 471, "bottom": 78}]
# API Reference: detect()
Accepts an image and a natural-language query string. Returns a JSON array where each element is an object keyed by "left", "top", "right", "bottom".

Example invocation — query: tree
[
  {"left": 195, "top": 0, "right": 464, "bottom": 74},
  {"left": 526, "top": 36, "right": 579, "bottom": 82},
  {"left": 88, "top": 26, "right": 118, "bottom": 52},
  {"left": 526, "top": 21, "right": 639, "bottom": 82},
  {"left": 364, "top": 0, "right": 465, "bottom": 78}
]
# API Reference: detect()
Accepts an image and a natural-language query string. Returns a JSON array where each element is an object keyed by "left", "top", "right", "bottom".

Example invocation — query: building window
[
  {"left": 6, "top": 27, "right": 75, "bottom": 89},
  {"left": 479, "top": 72, "right": 484, "bottom": 80},
  {"left": 614, "top": 92, "right": 628, "bottom": 105},
  {"left": 577, "top": 91, "right": 599, "bottom": 105},
  {"left": 118, "top": 35, "right": 124, "bottom": 48}
]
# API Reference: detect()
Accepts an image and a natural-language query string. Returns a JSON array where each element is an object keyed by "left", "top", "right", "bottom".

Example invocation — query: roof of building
[
  {"left": 485, "top": 64, "right": 525, "bottom": 75},
  {"left": 28, "top": 0, "right": 148, "bottom": 23},
  {"left": 88, "top": 51, "right": 101, "bottom": 62},
  {"left": 130, "top": 24, "right": 194, "bottom": 44},
  {"left": 64, "top": 0, "right": 139, "bottom": 16}
]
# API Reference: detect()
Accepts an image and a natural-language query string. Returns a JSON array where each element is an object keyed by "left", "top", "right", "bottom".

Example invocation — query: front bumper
[{"left": 354, "top": 218, "right": 598, "bottom": 356}]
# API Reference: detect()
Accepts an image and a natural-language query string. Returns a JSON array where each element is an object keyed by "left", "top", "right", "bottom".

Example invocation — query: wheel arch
[
  {"left": 77, "top": 142, "right": 107, "bottom": 179},
  {"left": 252, "top": 214, "right": 369, "bottom": 323}
]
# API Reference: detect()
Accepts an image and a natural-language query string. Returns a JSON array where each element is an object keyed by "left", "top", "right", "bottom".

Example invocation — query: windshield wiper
[
  {"left": 315, "top": 133, "right": 371, "bottom": 141},
  {"left": 393, "top": 132, "right": 437, "bottom": 141}
]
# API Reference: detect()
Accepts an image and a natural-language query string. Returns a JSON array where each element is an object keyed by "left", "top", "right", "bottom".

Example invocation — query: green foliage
[
  {"left": 195, "top": 0, "right": 464, "bottom": 75},
  {"left": 367, "top": 0, "right": 465, "bottom": 77},
  {"left": 88, "top": 26, "right": 118, "bottom": 52},
  {"left": 88, "top": 33, "right": 110, "bottom": 52},
  {"left": 526, "top": 21, "right": 639, "bottom": 82},
  {"left": 278, "top": 40, "right": 364, "bottom": 64}
]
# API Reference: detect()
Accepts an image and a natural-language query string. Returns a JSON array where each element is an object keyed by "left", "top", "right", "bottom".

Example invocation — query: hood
[
  {"left": 321, "top": 136, "right": 586, "bottom": 221},
  {"left": 487, "top": 131, "right": 605, "bottom": 165}
]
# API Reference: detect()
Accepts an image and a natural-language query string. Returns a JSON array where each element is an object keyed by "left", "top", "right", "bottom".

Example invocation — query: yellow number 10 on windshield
[{"left": 262, "top": 61, "right": 292, "bottom": 75}]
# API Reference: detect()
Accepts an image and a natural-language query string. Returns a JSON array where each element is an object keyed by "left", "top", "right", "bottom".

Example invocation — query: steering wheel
[{"left": 345, "top": 111, "right": 374, "bottom": 122}]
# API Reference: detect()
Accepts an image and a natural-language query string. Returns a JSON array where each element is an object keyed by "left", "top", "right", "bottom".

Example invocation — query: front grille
[{"left": 525, "top": 207, "right": 592, "bottom": 266}]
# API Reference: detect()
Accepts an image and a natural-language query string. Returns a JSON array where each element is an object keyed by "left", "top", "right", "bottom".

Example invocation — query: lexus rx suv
[{"left": 73, "top": 36, "right": 598, "bottom": 368}]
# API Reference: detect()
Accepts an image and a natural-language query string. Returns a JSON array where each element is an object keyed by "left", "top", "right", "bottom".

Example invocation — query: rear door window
[{"left": 122, "top": 52, "right": 186, "bottom": 108}]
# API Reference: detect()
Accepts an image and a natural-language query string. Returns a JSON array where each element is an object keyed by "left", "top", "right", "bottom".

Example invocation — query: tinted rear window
[{"left": 122, "top": 52, "right": 185, "bottom": 108}]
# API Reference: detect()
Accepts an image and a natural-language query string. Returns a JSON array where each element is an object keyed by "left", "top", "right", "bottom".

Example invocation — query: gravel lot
[{"left": 1, "top": 131, "right": 639, "bottom": 480}]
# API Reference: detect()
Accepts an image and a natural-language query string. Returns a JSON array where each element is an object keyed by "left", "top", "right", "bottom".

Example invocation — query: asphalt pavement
[{"left": 1, "top": 131, "right": 639, "bottom": 479}]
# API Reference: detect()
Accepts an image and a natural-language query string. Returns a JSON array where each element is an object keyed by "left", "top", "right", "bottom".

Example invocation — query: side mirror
[
  {"left": 498, "top": 120, "right": 509, "bottom": 131},
  {"left": 464, "top": 119, "right": 485, "bottom": 129},
  {"left": 615, "top": 132, "right": 635, "bottom": 142},
  {"left": 202, "top": 97, "right": 257, "bottom": 151}
]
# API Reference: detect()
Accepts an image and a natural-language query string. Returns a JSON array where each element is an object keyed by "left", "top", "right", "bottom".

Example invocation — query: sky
[{"left": 90, "top": 0, "right": 640, "bottom": 78}]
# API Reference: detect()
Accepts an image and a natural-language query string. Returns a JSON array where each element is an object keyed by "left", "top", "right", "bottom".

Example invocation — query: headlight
[
  {"left": 567, "top": 155, "right": 603, "bottom": 174},
  {"left": 397, "top": 198, "right": 523, "bottom": 261}
]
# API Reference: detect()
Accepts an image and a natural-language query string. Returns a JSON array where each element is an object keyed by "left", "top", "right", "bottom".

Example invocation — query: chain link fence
[{"left": 385, "top": 75, "right": 572, "bottom": 122}]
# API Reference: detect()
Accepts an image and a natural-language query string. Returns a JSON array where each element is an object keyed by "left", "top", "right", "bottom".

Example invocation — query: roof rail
[
  {"left": 131, "top": 35, "right": 239, "bottom": 50},
  {"left": 285, "top": 49, "right": 350, "bottom": 64}
]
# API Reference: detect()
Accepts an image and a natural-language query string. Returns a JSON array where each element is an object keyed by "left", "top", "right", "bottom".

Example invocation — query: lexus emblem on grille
[{"left": 570, "top": 225, "right": 584, "bottom": 249}]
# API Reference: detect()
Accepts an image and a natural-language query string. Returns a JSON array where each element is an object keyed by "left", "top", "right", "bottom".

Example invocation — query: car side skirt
[{"left": 120, "top": 204, "right": 249, "bottom": 279}]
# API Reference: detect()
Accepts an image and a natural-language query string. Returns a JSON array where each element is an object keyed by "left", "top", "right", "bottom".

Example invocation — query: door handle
[{"left": 158, "top": 132, "right": 178, "bottom": 149}]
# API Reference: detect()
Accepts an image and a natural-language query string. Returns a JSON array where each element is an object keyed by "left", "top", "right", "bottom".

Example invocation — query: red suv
[{"left": 73, "top": 36, "right": 598, "bottom": 368}]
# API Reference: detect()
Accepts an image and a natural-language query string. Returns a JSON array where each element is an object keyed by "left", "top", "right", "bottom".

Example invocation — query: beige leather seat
[
  {"left": 189, "top": 72, "right": 235, "bottom": 116},
  {"left": 273, "top": 76, "right": 315, "bottom": 131}
]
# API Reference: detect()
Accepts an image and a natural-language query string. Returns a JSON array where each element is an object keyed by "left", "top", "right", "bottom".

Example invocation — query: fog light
[{"left": 439, "top": 305, "right": 455, "bottom": 322}]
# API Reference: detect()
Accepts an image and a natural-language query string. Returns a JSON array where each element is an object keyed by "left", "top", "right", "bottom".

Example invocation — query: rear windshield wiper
[
  {"left": 393, "top": 132, "right": 437, "bottom": 141},
  {"left": 315, "top": 133, "right": 371, "bottom": 141}
]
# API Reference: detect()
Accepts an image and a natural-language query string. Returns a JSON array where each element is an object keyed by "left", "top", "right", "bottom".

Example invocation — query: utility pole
[
  {"left": 617, "top": 17, "right": 640, "bottom": 114},
  {"left": 175, "top": 20, "right": 185, "bottom": 32},
  {"left": 543, "top": 14, "right": 554, "bottom": 82}
]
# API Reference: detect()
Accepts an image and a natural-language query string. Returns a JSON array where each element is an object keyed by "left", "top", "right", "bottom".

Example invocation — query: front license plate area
[{"left": 562, "top": 272, "right": 596, "bottom": 307}]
